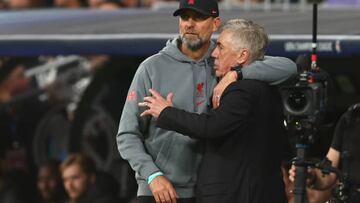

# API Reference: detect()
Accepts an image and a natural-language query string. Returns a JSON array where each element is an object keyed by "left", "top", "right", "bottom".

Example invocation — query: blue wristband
[{"left": 147, "top": 171, "right": 164, "bottom": 184}]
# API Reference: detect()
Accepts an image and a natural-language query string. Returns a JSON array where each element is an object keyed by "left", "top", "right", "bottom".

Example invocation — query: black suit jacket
[{"left": 157, "top": 79, "right": 290, "bottom": 203}]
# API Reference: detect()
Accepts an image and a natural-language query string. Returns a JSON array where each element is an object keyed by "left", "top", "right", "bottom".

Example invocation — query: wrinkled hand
[
  {"left": 139, "top": 89, "right": 173, "bottom": 118},
  {"left": 149, "top": 176, "right": 178, "bottom": 203},
  {"left": 212, "top": 71, "right": 237, "bottom": 108}
]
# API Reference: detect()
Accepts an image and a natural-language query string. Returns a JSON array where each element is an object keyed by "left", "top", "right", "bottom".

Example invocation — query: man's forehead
[
  {"left": 63, "top": 172, "right": 85, "bottom": 179},
  {"left": 217, "top": 32, "right": 226, "bottom": 43},
  {"left": 219, "top": 31, "right": 232, "bottom": 40},
  {"left": 217, "top": 32, "right": 233, "bottom": 47},
  {"left": 179, "top": 9, "right": 209, "bottom": 18}
]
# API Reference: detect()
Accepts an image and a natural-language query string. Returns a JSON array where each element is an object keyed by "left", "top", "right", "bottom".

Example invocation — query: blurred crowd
[
  {"left": 0, "top": 0, "right": 358, "bottom": 13},
  {"left": 0, "top": 56, "right": 138, "bottom": 202},
  {"left": 0, "top": 152, "right": 131, "bottom": 203},
  {"left": 0, "top": 0, "right": 180, "bottom": 10}
]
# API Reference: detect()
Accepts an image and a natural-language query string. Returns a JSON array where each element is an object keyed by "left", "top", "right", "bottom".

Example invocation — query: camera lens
[{"left": 287, "top": 91, "right": 307, "bottom": 112}]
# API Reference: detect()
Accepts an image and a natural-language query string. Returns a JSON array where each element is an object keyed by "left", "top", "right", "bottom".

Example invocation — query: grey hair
[{"left": 221, "top": 19, "right": 268, "bottom": 62}]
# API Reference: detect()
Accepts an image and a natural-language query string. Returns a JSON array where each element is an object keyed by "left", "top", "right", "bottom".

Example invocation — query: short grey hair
[{"left": 221, "top": 19, "right": 268, "bottom": 62}]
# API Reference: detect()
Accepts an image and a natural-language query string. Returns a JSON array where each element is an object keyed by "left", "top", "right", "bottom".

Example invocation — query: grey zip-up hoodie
[
  {"left": 117, "top": 38, "right": 215, "bottom": 198},
  {"left": 117, "top": 37, "right": 297, "bottom": 198}
]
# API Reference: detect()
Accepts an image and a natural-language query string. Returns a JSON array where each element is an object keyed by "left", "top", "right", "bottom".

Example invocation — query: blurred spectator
[
  {"left": 0, "top": 156, "right": 38, "bottom": 203},
  {"left": 119, "top": 0, "right": 140, "bottom": 7},
  {"left": 0, "top": 0, "right": 6, "bottom": 9},
  {"left": 0, "top": 58, "right": 32, "bottom": 104},
  {"left": 0, "top": 57, "right": 33, "bottom": 167},
  {"left": 224, "top": 0, "right": 264, "bottom": 5},
  {"left": 145, "top": 0, "right": 178, "bottom": 9},
  {"left": 37, "top": 160, "right": 67, "bottom": 203},
  {"left": 98, "top": 3, "right": 118, "bottom": 9},
  {"left": 0, "top": 57, "right": 50, "bottom": 175},
  {"left": 140, "top": 0, "right": 155, "bottom": 7},
  {"left": 88, "top": 0, "right": 120, "bottom": 10},
  {"left": 54, "top": 0, "right": 86, "bottom": 8},
  {"left": 60, "top": 153, "right": 119, "bottom": 203},
  {"left": 0, "top": 158, "right": 23, "bottom": 203},
  {"left": 7, "top": 0, "right": 46, "bottom": 9}
]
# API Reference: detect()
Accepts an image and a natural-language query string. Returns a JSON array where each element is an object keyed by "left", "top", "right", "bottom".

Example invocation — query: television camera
[
  {"left": 280, "top": 54, "right": 329, "bottom": 145},
  {"left": 278, "top": 3, "right": 340, "bottom": 203}
]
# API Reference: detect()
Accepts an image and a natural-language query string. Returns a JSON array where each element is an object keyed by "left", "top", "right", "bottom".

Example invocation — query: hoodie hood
[{"left": 160, "top": 36, "right": 216, "bottom": 63}]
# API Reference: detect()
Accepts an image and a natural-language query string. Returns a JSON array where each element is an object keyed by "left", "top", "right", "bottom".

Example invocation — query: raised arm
[
  {"left": 242, "top": 55, "right": 297, "bottom": 85},
  {"left": 212, "top": 56, "right": 297, "bottom": 107}
]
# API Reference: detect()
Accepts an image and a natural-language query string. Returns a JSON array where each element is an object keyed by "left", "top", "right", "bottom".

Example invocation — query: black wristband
[{"left": 231, "top": 65, "right": 243, "bottom": 81}]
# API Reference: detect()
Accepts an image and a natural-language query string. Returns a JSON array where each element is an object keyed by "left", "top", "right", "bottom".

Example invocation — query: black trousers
[{"left": 138, "top": 196, "right": 196, "bottom": 203}]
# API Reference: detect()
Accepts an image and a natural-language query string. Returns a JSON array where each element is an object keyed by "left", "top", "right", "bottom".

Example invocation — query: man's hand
[
  {"left": 149, "top": 176, "right": 178, "bottom": 203},
  {"left": 288, "top": 164, "right": 317, "bottom": 187},
  {"left": 212, "top": 71, "right": 237, "bottom": 108},
  {"left": 288, "top": 164, "right": 296, "bottom": 182},
  {"left": 139, "top": 89, "right": 173, "bottom": 118}
]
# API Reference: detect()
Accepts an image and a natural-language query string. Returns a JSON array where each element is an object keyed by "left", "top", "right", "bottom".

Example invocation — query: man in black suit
[{"left": 139, "top": 19, "right": 290, "bottom": 203}]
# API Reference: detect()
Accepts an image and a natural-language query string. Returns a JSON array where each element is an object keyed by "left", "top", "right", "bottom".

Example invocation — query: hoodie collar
[{"left": 160, "top": 36, "right": 215, "bottom": 63}]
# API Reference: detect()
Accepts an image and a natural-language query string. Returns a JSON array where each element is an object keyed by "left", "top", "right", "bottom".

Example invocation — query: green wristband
[{"left": 147, "top": 171, "right": 164, "bottom": 184}]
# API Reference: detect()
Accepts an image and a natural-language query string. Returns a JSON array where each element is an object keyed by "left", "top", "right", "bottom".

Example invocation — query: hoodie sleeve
[
  {"left": 116, "top": 63, "right": 159, "bottom": 180},
  {"left": 242, "top": 56, "right": 297, "bottom": 85}
]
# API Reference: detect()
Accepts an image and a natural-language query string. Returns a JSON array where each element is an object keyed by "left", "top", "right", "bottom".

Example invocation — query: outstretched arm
[
  {"left": 242, "top": 56, "right": 297, "bottom": 85},
  {"left": 141, "top": 83, "right": 255, "bottom": 139}
]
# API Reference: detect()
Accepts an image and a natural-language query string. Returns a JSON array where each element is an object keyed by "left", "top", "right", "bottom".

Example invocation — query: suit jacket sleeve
[{"left": 156, "top": 81, "right": 259, "bottom": 139}]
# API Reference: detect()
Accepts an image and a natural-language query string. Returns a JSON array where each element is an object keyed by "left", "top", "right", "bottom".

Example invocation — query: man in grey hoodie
[{"left": 116, "top": 0, "right": 297, "bottom": 203}]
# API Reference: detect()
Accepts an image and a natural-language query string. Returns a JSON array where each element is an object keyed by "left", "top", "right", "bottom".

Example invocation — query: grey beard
[{"left": 180, "top": 36, "right": 204, "bottom": 51}]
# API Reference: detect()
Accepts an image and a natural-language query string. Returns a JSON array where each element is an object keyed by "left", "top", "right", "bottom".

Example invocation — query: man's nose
[
  {"left": 211, "top": 47, "right": 219, "bottom": 58},
  {"left": 65, "top": 180, "right": 73, "bottom": 188},
  {"left": 184, "top": 18, "right": 196, "bottom": 28}
]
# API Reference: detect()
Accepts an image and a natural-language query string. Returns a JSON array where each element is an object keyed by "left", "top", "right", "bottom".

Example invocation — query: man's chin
[
  {"left": 185, "top": 33, "right": 198, "bottom": 38},
  {"left": 182, "top": 38, "right": 202, "bottom": 50},
  {"left": 69, "top": 193, "right": 80, "bottom": 200}
]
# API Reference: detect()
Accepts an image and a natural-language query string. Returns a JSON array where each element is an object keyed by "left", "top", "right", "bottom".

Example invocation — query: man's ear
[
  {"left": 236, "top": 49, "right": 249, "bottom": 65},
  {"left": 212, "top": 17, "right": 221, "bottom": 32}
]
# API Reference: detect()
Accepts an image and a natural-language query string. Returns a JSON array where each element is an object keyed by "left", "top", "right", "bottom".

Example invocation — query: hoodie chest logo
[
  {"left": 196, "top": 82, "right": 205, "bottom": 107},
  {"left": 127, "top": 90, "right": 137, "bottom": 102},
  {"left": 197, "top": 82, "right": 204, "bottom": 96}
]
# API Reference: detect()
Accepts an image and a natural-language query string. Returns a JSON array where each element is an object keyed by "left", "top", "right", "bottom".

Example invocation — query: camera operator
[{"left": 289, "top": 103, "right": 360, "bottom": 203}]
